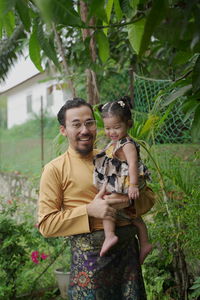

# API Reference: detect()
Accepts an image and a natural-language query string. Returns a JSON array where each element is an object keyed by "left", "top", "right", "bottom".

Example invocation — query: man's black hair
[{"left": 57, "top": 98, "right": 95, "bottom": 127}]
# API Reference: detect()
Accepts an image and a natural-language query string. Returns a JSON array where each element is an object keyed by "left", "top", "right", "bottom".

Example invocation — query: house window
[
  {"left": 26, "top": 95, "right": 32, "bottom": 113},
  {"left": 46, "top": 86, "right": 54, "bottom": 107}
]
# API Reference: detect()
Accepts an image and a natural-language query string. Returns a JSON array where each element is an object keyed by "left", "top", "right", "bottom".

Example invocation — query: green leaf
[
  {"left": 0, "top": 19, "right": 2, "bottom": 38},
  {"left": 128, "top": 18, "right": 146, "bottom": 54},
  {"left": 34, "top": 0, "right": 82, "bottom": 27},
  {"left": 156, "top": 104, "right": 173, "bottom": 128},
  {"left": 29, "top": 27, "right": 43, "bottom": 72},
  {"left": 95, "top": 30, "right": 110, "bottom": 63},
  {"left": 89, "top": 0, "right": 108, "bottom": 23},
  {"left": 139, "top": 0, "right": 169, "bottom": 57},
  {"left": 140, "top": 114, "right": 159, "bottom": 137},
  {"left": 0, "top": 0, "right": 16, "bottom": 16},
  {"left": 103, "top": 0, "right": 114, "bottom": 35},
  {"left": 105, "top": 0, "right": 113, "bottom": 22},
  {"left": 3, "top": 10, "right": 15, "bottom": 36},
  {"left": 191, "top": 103, "right": 200, "bottom": 142},
  {"left": 15, "top": 0, "right": 31, "bottom": 32},
  {"left": 190, "top": 283, "right": 200, "bottom": 290},
  {"left": 172, "top": 51, "right": 192, "bottom": 65},
  {"left": 182, "top": 99, "right": 200, "bottom": 122},
  {"left": 129, "top": 0, "right": 140, "bottom": 17},
  {"left": 192, "top": 54, "right": 200, "bottom": 93},
  {"left": 113, "top": 0, "right": 123, "bottom": 21},
  {"left": 120, "top": 0, "right": 137, "bottom": 18},
  {"left": 36, "top": 22, "right": 60, "bottom": 71},
  {"left": 162, "top": 85, "right": 192, "bottom": 107}
]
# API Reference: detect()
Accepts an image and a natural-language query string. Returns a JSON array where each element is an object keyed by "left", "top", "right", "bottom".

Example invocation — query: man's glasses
[{"left": 67, "top": 119, "right": 97, "bottom": 130}]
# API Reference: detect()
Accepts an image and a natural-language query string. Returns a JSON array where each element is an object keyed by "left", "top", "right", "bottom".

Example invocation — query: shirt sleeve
[{"left": 37, "top": 163, "right": 91, "bottom": 237}]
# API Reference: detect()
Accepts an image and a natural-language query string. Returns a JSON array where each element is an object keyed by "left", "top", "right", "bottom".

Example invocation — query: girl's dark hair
[
  {"left": 98, "top": 96, "right": 133, "bottom": 124},
  {"left": 57, "top": 98, "right": 95, "bottom": 126}
]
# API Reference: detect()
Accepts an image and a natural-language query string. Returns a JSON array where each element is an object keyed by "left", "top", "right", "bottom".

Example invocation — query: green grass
[
  {"left": 0, "top": 117, "right": 199, "bottom": 179},
  {"left": 0, "top": 117, "right": 67, "bottom": 178}
]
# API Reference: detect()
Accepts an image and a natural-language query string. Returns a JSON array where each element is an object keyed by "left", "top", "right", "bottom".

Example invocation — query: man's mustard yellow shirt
[{"left": 38, "top": 146, "right": 129, "bottom": 237}]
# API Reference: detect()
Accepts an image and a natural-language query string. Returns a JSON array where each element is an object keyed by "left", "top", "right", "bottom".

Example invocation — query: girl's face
[{"left": 103, "top": 115, "right": 129, "bottom": 142}]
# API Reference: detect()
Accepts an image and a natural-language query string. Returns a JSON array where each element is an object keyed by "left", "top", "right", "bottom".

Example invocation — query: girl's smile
[{"left": 103, "top": 115, "right": 129, "bottom": 141}]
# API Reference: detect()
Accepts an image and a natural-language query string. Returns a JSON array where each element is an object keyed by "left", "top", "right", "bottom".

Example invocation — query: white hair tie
[
  {"left": 117, "top": 100, "right": 125, "bottom": 108},
  {"left": 102, "top": 103, "right": 109, "bottom": 110}
]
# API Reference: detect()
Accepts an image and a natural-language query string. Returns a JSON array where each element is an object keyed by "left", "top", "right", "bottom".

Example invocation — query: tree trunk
[
  {"left": 80, "top": 1, "right": 99, "bottom": 104},
  {"left": 173, "top": 244, "right": 189, "bottom": 300},
  {"left": 52, "top": 23, "right": 76, "bottom": 98}
]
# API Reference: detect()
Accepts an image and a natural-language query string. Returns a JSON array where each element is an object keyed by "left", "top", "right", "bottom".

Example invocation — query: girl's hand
[{"left": 128, "top": 186, "right": 139, "bottom": 200}]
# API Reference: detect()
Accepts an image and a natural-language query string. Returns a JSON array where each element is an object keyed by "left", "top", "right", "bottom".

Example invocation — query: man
[{"left": 38, "top": 98, "right": 146, "bottom": 299}]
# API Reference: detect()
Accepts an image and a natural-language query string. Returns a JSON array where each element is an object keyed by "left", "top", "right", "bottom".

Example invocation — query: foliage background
[{"left": 0, "top": 0, "right": 200, "bottom": 299}]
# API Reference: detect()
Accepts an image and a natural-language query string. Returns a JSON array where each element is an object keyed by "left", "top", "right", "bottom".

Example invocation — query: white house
[{"left": 0, "top": 56, "right": 72, "bottom": 128}]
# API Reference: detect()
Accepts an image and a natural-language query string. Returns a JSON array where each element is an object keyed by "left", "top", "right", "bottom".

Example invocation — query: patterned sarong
[{"left": 68, "top": 225, "right": 146, "bottom": 299}]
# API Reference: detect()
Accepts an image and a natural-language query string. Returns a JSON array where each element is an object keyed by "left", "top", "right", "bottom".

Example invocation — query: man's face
[{"left": 60, "top": 105, "right": 96, "bottom": 155}]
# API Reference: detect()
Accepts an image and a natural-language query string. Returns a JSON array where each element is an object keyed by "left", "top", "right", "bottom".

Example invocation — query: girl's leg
[
  {"left": 100, "top": 219, "right": 118, "bottom": 257},
  {"left": 132, "top": 217, "right": 153, "bottom": 264}
]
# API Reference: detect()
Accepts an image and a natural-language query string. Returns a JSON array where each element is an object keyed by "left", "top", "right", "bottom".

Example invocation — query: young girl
[{"left": 93, "top": 96, "right": 155, "bottom": 264}]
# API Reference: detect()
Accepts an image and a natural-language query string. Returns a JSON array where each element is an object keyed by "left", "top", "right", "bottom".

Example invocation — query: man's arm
[
  {"left": 38, "top": 163, "right": 91, "bottom": 237},
  {"left": 87, "top": 185, "right": 131, "bottom": 220},
  {"left": 38, "top": 165, "right": 130, "bottom": 238}
]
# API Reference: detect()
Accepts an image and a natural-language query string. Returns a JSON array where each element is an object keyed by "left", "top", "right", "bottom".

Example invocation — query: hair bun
[
  {"left": 98, "top": 104, "right": 104, "bottom": 112},
  {"left": 120, "top": 96, "right": 133, "bottom": 109}
]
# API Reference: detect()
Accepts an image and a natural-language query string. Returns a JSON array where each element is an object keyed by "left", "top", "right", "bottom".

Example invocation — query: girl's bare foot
[
  {"left": 139, "top": 243, "right": 153, "bottom": 264},
  {"left": 100, "top": 234, "right": 118, "bottom": 257}
]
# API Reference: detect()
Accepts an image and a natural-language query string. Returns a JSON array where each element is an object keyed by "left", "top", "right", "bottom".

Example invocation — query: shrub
[{"left": 0, "top": 198, "right": 70, "bottom": 300}]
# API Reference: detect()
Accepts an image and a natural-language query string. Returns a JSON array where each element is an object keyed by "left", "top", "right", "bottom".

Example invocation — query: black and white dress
[{"left": 93, "top": 136, "right": 155, "bottom": 216}]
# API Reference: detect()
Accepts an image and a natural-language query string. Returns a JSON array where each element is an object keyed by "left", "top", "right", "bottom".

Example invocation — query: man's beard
[
  {"left": 75, "top": 144, "right": 93, "bottom": 156},
  {"left": 74, "top": 133, "right": 95, "bottom": 156}
]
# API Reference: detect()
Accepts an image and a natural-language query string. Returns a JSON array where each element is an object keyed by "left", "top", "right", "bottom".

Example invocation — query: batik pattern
[{"left": 68, "top": 225, "right": 147, "bottom": 300}]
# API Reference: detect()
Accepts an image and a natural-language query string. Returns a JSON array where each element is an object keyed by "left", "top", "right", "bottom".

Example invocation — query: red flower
[
  {"left": 40, "top": 253, "right": 48, "bottom": 260},
  {"left": 31, "top": 251, "right": 39, "bottom": 264},
  {"left": 31, "top": 251, "right": 49, "bottom": 264}
]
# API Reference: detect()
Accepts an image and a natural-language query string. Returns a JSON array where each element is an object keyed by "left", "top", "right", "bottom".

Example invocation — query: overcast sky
[{"left": 0, "top": 55, "right": 39, "bottom": 93}]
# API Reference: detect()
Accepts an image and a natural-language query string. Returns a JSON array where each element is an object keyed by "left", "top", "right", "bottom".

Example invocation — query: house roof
[{"left": 0, "top": 55, "right": 40, "bottom": 95}]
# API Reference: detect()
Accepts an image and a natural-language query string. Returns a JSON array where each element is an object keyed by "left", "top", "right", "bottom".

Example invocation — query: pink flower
[
  {"left": 32, "top": 257, "right": 39, "bottom": 264},
  {"left": 40, "top": 253, "right": 48, "bottom": 260},
  {"left": 31, "top": 251, "right": 39, "bottom": 264},
  {"left": 31, "top": 251, "right": 39, "bottom": 258},
  {"left": 31, "top": 251, "right": 48, "bottom": 264}
]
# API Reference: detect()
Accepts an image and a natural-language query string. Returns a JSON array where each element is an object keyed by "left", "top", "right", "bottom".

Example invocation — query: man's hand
[
  {"left": 87, "top": 186, "right": 116, "bottom": 221},
  {"left": 104, "top": 192, "right": 130, "bottom": 209},
  {"left": 86, "top": 186, "right": 130, "bottom": 221}
]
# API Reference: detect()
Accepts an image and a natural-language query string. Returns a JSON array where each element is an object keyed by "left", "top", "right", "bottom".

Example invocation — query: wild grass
[{"left": 0, "top": 117, "right": 199, "bottom": 180}]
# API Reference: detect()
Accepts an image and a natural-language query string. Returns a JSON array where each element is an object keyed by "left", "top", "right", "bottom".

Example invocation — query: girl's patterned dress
[{"left": 93, "top": 136, "right": 155, "bottom": 216}]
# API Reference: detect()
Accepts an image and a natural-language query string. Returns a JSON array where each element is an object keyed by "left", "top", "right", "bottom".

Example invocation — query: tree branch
[
  {"left": 69, "top": 15, "right": 145, "bottom": 30},
  {"left": 52, "top": 23, "right": 76, "bottom": 97}
]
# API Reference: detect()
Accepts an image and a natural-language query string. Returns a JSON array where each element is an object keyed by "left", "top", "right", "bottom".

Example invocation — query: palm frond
[{"left": 0, "top": 23, "right": 25, "bottom": 83}]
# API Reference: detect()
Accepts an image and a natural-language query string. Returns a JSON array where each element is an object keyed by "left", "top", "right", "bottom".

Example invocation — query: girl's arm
[
  {"left": 123, "top": 143, "right": 138, "bottom": 185},
  {"left": 123, "top": 143, "right": 139, "bottom": 199}
]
